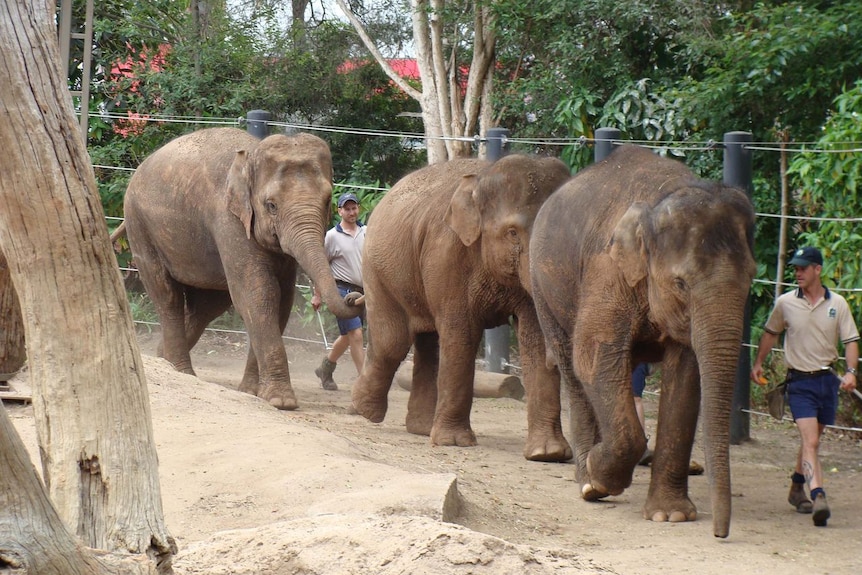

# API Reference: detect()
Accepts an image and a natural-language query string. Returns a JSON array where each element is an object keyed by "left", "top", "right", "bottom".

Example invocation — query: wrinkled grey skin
[
  {"left": 530, "top": 145, "right": 756, "bottom": 538},
  {"left": 352, "top": 155, "right": 573, "bottom": 462},
  {"left": 124, "top": 127, "right": 360, "bottom": 410}
]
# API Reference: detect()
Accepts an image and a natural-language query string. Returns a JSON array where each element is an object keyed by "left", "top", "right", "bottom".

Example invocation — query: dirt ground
[{"left": 5, "top": 324, "right": 862, "bottom": 575}]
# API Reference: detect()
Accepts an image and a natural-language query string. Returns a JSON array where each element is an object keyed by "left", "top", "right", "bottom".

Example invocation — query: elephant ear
[
  {"left": 445, "top": 174, "right": 481, "bottom": 246},
  {"left": 227, "top": 149, "right": 254, "bottom": 239},
  {"left": 608, "top": 202, "right": 650, "bottom": 287}
]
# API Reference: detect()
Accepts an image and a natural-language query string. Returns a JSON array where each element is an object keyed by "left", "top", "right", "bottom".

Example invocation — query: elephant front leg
[
  {"left": 516, "top": 312, "right": 572, "bottom": 462},
  {"left": 643, "top": 346, "right": 699, "bottom": 523},
  {"left": 351, "top": 306, "right": 412, "bottom": 423},
  {"left": 429, "top": 329, "right": 482, "bottom": 447},
  {"left": 577, "top": 342, "right": 646, "bottom": 499},
  {"left": 232, "top": 283, "right": 298, "bottom": 411}
]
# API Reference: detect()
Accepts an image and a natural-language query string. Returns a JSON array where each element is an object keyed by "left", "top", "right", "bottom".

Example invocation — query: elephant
[
  {"left": 351, "top": 155, "right": 574, "bottom": 462},
  {"left": 123, "top": 127, "right": 361, "bottom": 411},
  {"left": 529, "top": 145, "right": 756, "bottom": 538}
]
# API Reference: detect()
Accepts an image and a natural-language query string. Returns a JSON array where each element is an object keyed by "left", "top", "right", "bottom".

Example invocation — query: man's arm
[
  {"left": 751, "top": 330, "right": 779, "bottom": 384},
  {"left": 840, "top": 340, "right": 858, "bottom": 392}
]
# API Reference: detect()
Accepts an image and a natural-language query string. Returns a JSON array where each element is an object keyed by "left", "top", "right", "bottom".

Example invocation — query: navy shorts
[
  {"left": 335, "top": 284, "right": 363, "bottom": 336},
  {"left": 786, "top": 372, "right": 839, "bottom": 425},
  {"left": 631, "top": 363, "right": 650, "bottom": 398}
]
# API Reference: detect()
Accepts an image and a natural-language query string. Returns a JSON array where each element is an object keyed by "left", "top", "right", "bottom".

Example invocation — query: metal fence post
[
  {"left": 246, "top": 110, "right": 271, "bottom": 139},
  {"left": 724, "top": 131, "right": 754, "bottom": 445},
  {"left": 594, "top": 127, "right": 621, "bottom": 161},
  {"left": 484, "top": 128, "right": 511, "bottom": 374}
]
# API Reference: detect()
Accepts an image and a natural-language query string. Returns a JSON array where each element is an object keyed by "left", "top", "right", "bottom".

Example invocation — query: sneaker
[
  {"left": 788, "top": 483, "right": 813, "bottom": 514},
  {"left": 812, "top": 493, "right": 830, "bottom": 527}
]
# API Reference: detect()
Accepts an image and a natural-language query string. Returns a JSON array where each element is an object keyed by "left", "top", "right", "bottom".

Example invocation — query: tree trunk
[
  {"left": 335, "top": 0, "right": 496, "bottom": 164},
  {"left": 0, "top": 250, "right": 26, "bottom": 380},
  {"left": 0, "top": 1, "right": 175, "bottom": 572},
  {"left": 0, "top": 406, "right": 155, "bottom": 575}
]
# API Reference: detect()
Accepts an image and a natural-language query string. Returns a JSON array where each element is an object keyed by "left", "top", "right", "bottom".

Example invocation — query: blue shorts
[
  {"left": 631, "top": 363, "right": 649, "bottom": 398},
  {"left": 335, "top": 284, "right": 363, "bottom": 336},
  {"left": 786, "top": 372, "right": 839, "bottom": 425}
]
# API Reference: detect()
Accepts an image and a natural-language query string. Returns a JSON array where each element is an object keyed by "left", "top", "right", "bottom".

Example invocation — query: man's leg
[
  {"left": 316, "top": 334, "right": 350, "bottom": 391},
  {"left": 797, "top": 417, "right": 829, "bottom": 525},
  {"left": 345, "top": 327, "right": 364, "bottom": 375}
]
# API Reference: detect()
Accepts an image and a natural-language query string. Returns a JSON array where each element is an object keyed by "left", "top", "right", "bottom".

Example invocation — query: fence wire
[{"left": 97, "top": 113, "right": 862, "bottom": 433}]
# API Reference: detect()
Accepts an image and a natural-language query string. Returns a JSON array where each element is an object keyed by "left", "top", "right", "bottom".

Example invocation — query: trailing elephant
[
  {"left": 351, "top": 155, "right": 573, "bottom": 462},
  {"left": 529, "top": 145, "right": 756, "bottom": 538},
  {"left": 123, "top": 127, "right": 361, "bottom": 411}
]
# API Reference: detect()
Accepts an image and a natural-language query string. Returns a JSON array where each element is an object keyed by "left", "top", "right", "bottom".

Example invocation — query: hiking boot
[
  {"left": 315, "top": 358, "right": 338, "bottom": 391},
  {"left": 788, "top": 482, "right": 813, "bottom": 514},
  {"left": 812, "top": 493, "right": 830, "bottom": 527}
]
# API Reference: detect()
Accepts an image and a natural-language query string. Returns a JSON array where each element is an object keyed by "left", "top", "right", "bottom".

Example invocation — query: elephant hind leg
[
  {"left": 185, "top": 288, "right": 233, "bottom": 349},
  {"left": 406, "top": 332, "right": 439, "bottom": 436}
]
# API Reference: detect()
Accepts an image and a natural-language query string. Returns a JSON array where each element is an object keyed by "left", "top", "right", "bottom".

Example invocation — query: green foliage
[{"left": 787, "top": 80, "right": 862, "bottom": 310}]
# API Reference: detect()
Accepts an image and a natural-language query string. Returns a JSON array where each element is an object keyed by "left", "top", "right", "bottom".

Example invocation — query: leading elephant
[
  {"left": 124, "top": 127, "right": 361, "bottom": 411},
  {"left": 351, "top": 155, "right": 573, "bottom": 462},
  {"left": 530, "top": 145, "right": 756, "bottom": 538}
]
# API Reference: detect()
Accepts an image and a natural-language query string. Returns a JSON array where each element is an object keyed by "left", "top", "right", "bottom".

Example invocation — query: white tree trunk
[
  {"left": 0, "top": 1, "right": 174, "bottom": 571},
  {"left": 335, "top": 0, "right": 496, "bottom": 164}
]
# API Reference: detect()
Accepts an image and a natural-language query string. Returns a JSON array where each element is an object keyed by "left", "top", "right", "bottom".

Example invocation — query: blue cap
[
  {"left": 337, "top": 193, "right": 359, "bottom": 208},
  {"left": 788, "top": 246, "right": 823, "bottom": 267}
]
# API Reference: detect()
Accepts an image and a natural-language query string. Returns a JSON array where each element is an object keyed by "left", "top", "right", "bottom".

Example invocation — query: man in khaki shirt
[{"left": 751, "top": 246, "right": 859, "bottom": 527}]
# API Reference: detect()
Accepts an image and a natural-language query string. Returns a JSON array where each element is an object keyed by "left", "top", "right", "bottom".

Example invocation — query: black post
[
  {"left": 484, "top": 128, "right": 510, "bottom": 374},
  {"left": 594, "top": 127, "right": 621, "bottom": 162},
  {"left": 246, "top": 110, "right": 271, "bottom": 139},
  {"left": 724, "top": 131, "right": 754, "bottom": 444}
]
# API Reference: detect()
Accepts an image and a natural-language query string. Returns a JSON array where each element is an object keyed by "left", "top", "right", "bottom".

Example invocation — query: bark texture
[
  {"left": 0, "top": 251, "right": 26, "bottom": 379},
  {"left": 0, "top": 1, "right": 175, "bottom": 571}
]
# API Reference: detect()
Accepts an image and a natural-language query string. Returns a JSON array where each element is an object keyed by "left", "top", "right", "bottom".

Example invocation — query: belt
[
  {"left": 336, "top": 280, "right": 363, "bottom": 293},
  {"left": 787, "top": 368, "right": 833, "bottom": 380}
]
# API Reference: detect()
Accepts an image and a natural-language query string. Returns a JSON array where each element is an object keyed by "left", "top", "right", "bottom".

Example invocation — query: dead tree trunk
[
  {"left": 0, "top": 406, "right": 155, "bottom": 574},
  {"left": 0, "top": 1, "right": 175, "bottom": 572},
  {"left": 0, "top": 251, "right": 26, "bottom": 381}
]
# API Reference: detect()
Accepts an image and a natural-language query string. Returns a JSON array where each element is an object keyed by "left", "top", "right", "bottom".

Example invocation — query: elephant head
[
  {"left": 610, "top": 182, "right": 756, "bottom": 538},
  {"left": 226, "top": 133, "right": 360, "bottom": 319},
  {"left": 445, "top": 155, "right": 571, "bottom": 291}
]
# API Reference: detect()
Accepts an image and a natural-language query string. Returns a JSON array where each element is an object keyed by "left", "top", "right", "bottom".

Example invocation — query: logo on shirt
[{"left": 828, "top": 307, "right": 836, "bottom": 319}]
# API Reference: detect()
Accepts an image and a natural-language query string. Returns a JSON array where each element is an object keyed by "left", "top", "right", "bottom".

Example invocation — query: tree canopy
[{"left": 73, "top": 0, "right": 862, "bottom": 363}]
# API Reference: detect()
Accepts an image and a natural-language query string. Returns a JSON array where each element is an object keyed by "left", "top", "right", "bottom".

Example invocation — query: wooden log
[{"left": 395, "top": 361, "right": 525, "bottom": 400}]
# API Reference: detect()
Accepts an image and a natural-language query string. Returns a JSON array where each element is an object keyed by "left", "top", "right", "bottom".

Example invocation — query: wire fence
[{"left": 95, "top": 113, "right": 862, "bottom": 433}]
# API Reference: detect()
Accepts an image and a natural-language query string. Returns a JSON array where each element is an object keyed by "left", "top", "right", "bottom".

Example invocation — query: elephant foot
[
  {"left": 405, "top": 411, "right": 433, "bottom": 436},
  {"left": 581, "top": 483, "right": 611, "bottom": 502},
  {"left": 351, "top": 396, "right": 388, "bottom": 423},
  {"left": 584, "top": 448, "right": 629, "bottom": 497},
  {"left": 430, "top": 424, "right": 477, "bottom": 447},
  {"left": 238, "top": 379, "right": 260, "bottom": 396},
  {"left": 643, "top": 494, "right": 698, "bottom": 523},
  {"left": 524, "top": 431, "right": 573, "bottom": 462},
  {"left": 257, "top": 383, "right": 299, "bottom": 411}
]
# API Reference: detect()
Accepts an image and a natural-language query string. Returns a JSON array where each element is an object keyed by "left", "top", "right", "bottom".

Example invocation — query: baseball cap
[
  {"left": 337, "top": 193, "right": 359, "bottom": 208},
  {"left": 788, "top": 246, "right": 823, "bottom": 267}
]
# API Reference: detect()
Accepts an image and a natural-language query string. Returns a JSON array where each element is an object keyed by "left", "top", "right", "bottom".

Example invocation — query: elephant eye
[
  {"left": 674, "top": 277, "right": 688, "bottom": 291},
  {"left": 506, "top": 227, "right": 519, "bottom": 242},
  {"left": 265, "top": 200, "right": 277, "bottom": 214}
]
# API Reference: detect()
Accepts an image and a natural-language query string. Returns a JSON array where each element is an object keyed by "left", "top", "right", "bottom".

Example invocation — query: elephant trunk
[
  {"left": 691, "top": 304, "right": 746, "bottom": 539},
  {"left": 289, "top": 232, "right": 362, "bottom": 320}
]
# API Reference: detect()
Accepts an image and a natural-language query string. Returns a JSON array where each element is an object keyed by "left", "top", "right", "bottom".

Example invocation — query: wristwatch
[{"left": 847, "top": 367, "right": 857, "bottom": 375}]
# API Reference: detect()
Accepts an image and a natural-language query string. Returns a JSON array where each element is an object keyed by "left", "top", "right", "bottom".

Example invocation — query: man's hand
[
  {"left": 840, "top": 372, "right": 857, "bottom": 393},
  {"left": 311, "top": 293, "right": 322, "bottom": 312}
]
